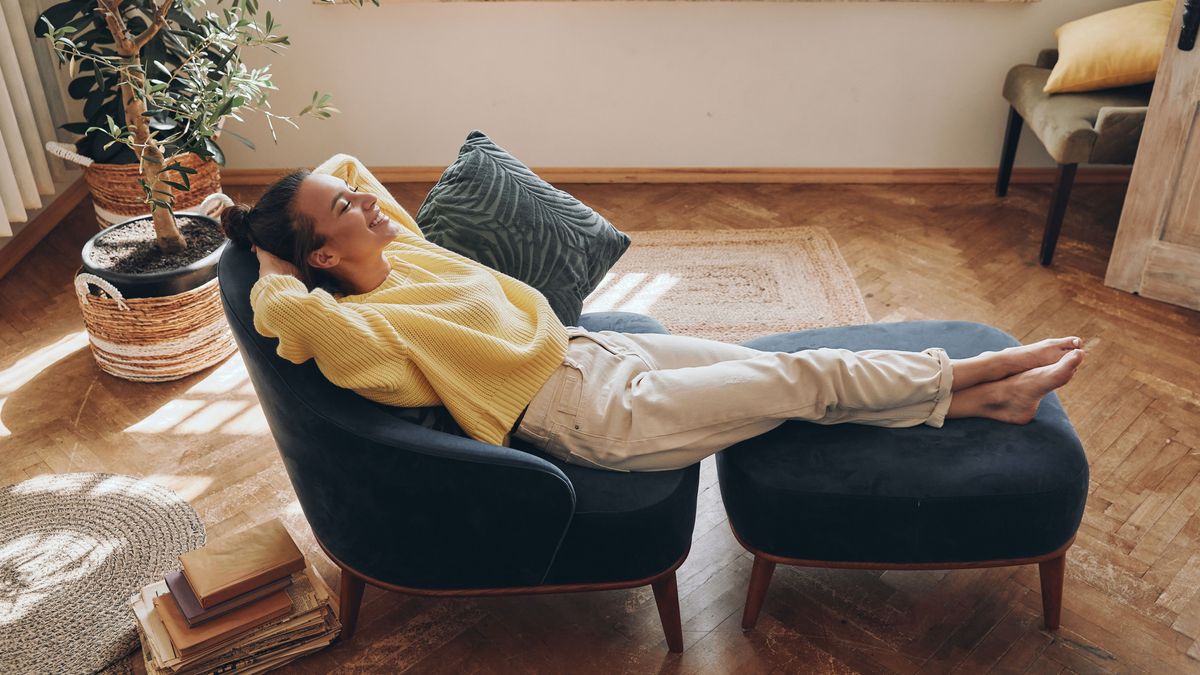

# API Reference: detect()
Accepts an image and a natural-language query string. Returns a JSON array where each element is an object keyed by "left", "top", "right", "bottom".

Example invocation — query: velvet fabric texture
[
  {"left": 718, "top": 321, "right": 1089, "bottom": 564},
  {"left": 1003, "top": 55, "right": 1150, "bottom": 165},
  {"left": 218, "top": 243, "right": 696, "bottom": 588}
]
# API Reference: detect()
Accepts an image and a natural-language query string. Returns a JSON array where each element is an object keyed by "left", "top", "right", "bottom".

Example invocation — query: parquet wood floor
[{"left": 1, "top": 180, "right": 1198, "bottom": 674}]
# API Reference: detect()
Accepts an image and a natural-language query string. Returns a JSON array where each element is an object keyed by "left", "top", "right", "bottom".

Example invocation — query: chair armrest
[
  {"left": 1095, "top": 106, "right": 1147, "bottom": 132},
  {"left": 1090, "top": 106, "right": 1148, "bottom": 165},
  {"left": 1037, "top": 49, "right": 1059, "bottom": 70},
  {"left": 258, "top": 363, "right": 577, "bottom": 590}
]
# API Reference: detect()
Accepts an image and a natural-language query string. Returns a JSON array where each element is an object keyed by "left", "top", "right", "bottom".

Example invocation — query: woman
[{"left": 222, "top": 159, "right": 1083, "bottom": 473}]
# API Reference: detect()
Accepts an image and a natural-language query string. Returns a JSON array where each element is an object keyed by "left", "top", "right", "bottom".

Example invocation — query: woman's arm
[{"left": 250, "top": 251, "right": 438, "bottom": 407}]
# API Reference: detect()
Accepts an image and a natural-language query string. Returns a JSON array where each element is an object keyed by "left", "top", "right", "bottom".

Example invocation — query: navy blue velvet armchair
[{"left": 217, "top": 245, "right": 698, "bottom": 652}]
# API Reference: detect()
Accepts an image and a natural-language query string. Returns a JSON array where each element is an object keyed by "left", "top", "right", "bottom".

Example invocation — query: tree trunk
[
  {"left": 120, "top": 76, "right": 186, "bottom": 253},
  {"left": 101, "top": 0, "right": 187, "bottom": 254}
]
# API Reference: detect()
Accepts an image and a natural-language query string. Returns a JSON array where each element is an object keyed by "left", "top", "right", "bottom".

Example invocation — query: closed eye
[{"left": 339, "top": 186, "right": 360, "bottom": 215}]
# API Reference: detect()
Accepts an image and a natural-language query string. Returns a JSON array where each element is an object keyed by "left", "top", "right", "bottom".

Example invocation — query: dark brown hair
[{"left": 220, "top": 168, "right": 337, "bottom": 291}]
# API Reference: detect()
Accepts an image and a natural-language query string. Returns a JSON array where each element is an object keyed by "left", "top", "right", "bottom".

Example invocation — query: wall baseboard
[
  {"left": 220, "top": 166, "right": 1132, "bottom": 186},
  {"left": 0, "top": 176, "right": 90, "bottom": 282}
]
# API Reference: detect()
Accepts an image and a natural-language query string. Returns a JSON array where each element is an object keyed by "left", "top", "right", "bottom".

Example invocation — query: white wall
[{"left": 222, "top": 0, "right": 1135, "bottom": 172}]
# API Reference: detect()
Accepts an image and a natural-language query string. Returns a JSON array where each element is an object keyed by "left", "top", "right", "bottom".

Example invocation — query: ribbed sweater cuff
[{"left": 250, "top": 274, "right": 308, "bottom": 309}]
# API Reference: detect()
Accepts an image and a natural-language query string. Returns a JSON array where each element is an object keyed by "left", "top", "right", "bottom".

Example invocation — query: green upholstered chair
[{"left": 996, "top": 49, "right": 1152, "bottom": 265}]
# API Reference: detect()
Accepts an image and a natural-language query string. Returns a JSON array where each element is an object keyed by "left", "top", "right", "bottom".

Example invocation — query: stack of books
[{"left": 129, "top": 519, "right": 342, "bottom": 674}]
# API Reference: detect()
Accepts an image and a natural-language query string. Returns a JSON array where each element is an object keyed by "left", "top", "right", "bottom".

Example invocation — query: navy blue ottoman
[{"left": 718, "top": 321, "right": 1089, "bottom": 631}]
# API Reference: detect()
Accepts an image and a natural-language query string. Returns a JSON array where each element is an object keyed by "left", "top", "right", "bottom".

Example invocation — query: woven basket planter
[
  {"left": 75, "top": 275, "right": 235, "bottom": 382},
  {"left": 75, "top": 203, "right": 236, "bottom": 382},
  {"left": 46, "top": 143, "right": 221, "bottom": 229}
]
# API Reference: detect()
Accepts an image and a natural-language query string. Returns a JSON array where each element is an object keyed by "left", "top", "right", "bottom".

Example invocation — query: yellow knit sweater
[{"left": 249, "top": 154, "right": 569, "bottom": 446}]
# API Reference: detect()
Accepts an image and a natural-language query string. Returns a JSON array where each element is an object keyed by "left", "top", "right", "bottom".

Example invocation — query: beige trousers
[{"left": 513, "top": 327, "right": 954, "bottom": 472}]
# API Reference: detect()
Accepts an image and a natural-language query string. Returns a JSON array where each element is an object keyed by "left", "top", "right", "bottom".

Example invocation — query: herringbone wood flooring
[{"left": 1, "top": 181, "right": 1198, "bottom": 674}]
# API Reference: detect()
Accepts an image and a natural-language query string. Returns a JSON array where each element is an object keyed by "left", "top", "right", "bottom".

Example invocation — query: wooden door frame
[{"left": 1106, "top": 0, "right": 1199, "bottom": 292}]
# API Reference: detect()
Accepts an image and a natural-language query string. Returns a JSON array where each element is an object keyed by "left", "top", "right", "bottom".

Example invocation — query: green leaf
[
  {"left": 35, "top": 3, "right": 81, "bottom": 39},
  {"left": 67, "top": 76, "right": 93, "bottom": 100},
  {"left": 223, "top": 128, "right": 255, "bottom": 150}
]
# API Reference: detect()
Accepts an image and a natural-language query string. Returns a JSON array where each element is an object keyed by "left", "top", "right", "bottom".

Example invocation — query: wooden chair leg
[
  {"left": 337, "top": 568, "right": 366, "bottom": 641},
  {"left": 1040, "top": 163, "right": 1078, "bottom": 266},
  {"left": 1038, "top": 553, "right": 1066, "bottom": 631},
  {"left": 741, "top": 555, "right": 777, "bottom": 630},
  {"left": 996, "top": 106, "right": 1024, "bottom": 197},
  {"left": 651, "top": 572, "right": 684, "bottom": 653}
]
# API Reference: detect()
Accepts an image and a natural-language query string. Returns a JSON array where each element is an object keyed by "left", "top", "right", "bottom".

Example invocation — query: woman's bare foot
[
  {"left": 1003, "top": 337, "right": 1083, "bottom": 372},
  {"left": 951, "top": 337, "right": 1082, "bottom": 390},
  {"left": 948, "top": 349, "right": 1084, "bottom": 424}
]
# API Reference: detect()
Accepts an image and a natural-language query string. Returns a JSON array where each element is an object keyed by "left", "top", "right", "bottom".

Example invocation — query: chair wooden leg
[
  {"left": 337, "top": 568, "right": 366, "bottom": 641},
  {"left": 996, "top": 106, "right": 1023, "bottom": 197},
  {"left": 651, "top": 572, "right": 684, "bottom": 653},
  {"left": 741, "top": 555, "right": 777, "bottom": 630},
  {"left": 1038, "top": 553, "right": 1066, "bottom": 631},
  {"left": 1040, "top": 163, "right": 1078, "bottom": 266}
]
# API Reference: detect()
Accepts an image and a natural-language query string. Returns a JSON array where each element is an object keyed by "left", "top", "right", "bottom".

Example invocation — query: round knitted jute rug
[{"left": 0, "top": 473, "right": 205, "bottom": 673}]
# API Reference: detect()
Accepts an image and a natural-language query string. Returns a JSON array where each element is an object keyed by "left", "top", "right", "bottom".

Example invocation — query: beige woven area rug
[{"left": 582, "top": 228, "right": 872, "bottom": 343}]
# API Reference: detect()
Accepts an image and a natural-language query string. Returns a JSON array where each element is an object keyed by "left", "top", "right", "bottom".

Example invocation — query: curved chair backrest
[{"left": 217, "top": 245, "right": 576, "bottom": 589}]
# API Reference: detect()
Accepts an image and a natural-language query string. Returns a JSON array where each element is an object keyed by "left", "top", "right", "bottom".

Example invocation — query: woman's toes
[
  {"left": 1011, "top": 337, "right": 1083, "bottom": 372},
  {"left": 1060, "top": 347, "right": 1084, "bottom": 372},
  {"left": 1038, "top": 349, "right": 1083, "bottom": 388}
]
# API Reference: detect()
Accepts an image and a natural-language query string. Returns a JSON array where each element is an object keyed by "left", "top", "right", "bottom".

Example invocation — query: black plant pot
[{"left": 80, "top": 213, "right": 228, "bottom": 299}]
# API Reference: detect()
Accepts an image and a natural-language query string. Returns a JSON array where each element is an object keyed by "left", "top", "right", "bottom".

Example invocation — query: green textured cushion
[{"left": 415, "top": 131, "right": 631, "bottom": 325}]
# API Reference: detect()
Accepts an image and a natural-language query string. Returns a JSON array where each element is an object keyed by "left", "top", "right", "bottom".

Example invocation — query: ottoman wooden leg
[
  {"left": 651, "top": 572, "right": 684, "bottom": 653},
  {"left": 338, "top": 568, "right": 366, "bottom": 641},
  {"left": 741, "top": 555, "right": 777, "bottom": 630},
  {"left": 1038, "top": 552, "right": 1066, "bottom": 631}
]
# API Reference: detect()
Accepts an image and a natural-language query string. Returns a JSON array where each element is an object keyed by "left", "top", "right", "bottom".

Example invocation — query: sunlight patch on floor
[
  {"left": 582, "top": 272, "right": 680, "bottom": 315},
  {"left": 0, "top": 531, "right": 118, "bottom": 625},
  {"left": 143, "top": 473, "right": 215, "bottom": 501},
  {"left": 176, "top": 400, "right": 253, "bottom": 435},
  {"left": 223, "top": 405, "right": 269, "bottom": 435},
  {"left": 125, "top": 399, "right": 208, "bottom": 434},
  {"left": 0, "top": 332, "right": 89, "bottom": 438},
  {"left": 123, "top": 353, "right": 268, "bottom": 436}
]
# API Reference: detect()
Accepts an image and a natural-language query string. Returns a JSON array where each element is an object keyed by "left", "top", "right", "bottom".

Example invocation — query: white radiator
[{"left": 0, "top": 0, "right": 71, "bottom": 237}]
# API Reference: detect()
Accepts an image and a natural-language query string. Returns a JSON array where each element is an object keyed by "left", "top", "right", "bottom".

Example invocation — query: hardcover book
[
  {"left": 154, "top": 589, "right": 293, "bottom": 656},
  {"left": 165, "top": 569, "right": 292, "bottom": 627},
  {"left": 179, "top": 518, "right": 305, "bottom": 608}
]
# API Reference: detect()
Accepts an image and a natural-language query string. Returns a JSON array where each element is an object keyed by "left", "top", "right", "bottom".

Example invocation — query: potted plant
[
  {"left": 38, "top": 0, "right": 370, "bottom": 382},
  {"left": 40, "top": 0, "right": 206, "bottom": 227}
]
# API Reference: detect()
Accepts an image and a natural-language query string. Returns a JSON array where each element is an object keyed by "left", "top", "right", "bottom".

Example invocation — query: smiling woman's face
[{"left": 292, "top": 173, "right": 402, "bottom": 271}]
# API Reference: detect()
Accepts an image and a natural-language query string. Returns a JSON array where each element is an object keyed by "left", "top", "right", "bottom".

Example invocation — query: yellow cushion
[{"left": 1045, "top": 0, "right": 1173, "bottom": 94}]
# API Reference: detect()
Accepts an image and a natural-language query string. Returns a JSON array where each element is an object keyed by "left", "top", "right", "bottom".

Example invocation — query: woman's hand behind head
[{"left": 254, "top": 245, "right": 302, "bottom": 280}]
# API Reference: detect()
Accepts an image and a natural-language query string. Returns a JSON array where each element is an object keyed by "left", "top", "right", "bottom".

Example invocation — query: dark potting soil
[{"left": 89, "top": 215, "right": 226, "bottom": 274}]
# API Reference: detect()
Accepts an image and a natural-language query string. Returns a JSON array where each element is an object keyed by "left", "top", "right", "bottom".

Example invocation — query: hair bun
[{"left": 220, "top": 203, "right": 254, "bottom": 248}]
